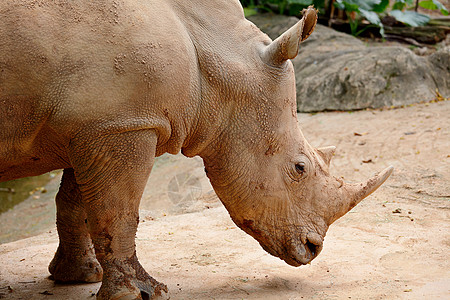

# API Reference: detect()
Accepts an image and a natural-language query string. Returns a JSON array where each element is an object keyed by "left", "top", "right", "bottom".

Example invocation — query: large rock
[
  {"left": 248, "top": 14, "right": 449, "bottom": 112},
  {"left": 294, "top": 46, "right": 449, "bottom": 111}
]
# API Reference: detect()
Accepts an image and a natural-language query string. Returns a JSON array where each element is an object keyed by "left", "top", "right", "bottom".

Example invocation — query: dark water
[
  {"left": 0, "top": 155, "right": 174, "bottom": 215},
  {"left": 0, "top": 172, "right": 59, "bottom": 214}
]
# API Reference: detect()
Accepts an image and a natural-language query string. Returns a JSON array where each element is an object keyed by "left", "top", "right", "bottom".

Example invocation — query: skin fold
[{"left": 0, "top": 1, "right": 392, "bottom": 299}]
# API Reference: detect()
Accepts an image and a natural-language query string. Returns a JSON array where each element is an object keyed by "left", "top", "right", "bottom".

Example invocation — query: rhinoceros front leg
[
  {"left": 49, "top": 168, "right": 103, "bottom": 283},
  {"left": 70, "top": 130, "right": 167, "bottom": 300}
]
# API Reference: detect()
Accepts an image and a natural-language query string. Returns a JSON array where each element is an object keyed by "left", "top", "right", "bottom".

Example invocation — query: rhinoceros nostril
[
  {"left": 304, "top": 232, "right": 323, "bottom": 259},
  {"left": 305, "top": 240, "right": 317, "bottom": 257}
]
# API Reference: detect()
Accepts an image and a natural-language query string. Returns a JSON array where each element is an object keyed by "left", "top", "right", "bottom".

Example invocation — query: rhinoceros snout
[{"left": 286, "top": 232, "right": 324, "bottom": 266}]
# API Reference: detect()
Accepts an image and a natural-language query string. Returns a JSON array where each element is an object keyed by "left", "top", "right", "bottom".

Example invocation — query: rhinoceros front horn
[
  {"left": 262, "top": 6, "right": 318, "bottom": 65},
  {"left": 330, "top": 166, "right": 394, "bottom": 224}
]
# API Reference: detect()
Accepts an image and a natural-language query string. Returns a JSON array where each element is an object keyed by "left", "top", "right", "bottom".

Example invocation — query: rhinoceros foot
[
  {"left": 96, "top": 253, "right": 168, "bottom": 300},
  {"left": 48, "top": 244, "right": 103, "bottom": 283}
]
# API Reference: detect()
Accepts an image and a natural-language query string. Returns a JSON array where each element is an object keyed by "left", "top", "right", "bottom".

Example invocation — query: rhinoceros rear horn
[
  {"left": 317, "top": 146, "right": 336, "bottom": 166},
  {"left": 262, "top": 6, "right": 317, "bottom": 65}
]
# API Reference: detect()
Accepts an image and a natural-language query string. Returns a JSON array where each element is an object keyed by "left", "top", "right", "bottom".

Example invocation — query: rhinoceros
[{"left": 0, "top": 1, "right": 393, "bottom": 299}]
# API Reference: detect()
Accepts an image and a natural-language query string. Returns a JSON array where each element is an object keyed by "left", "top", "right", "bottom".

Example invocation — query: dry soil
[{"left": 0, "top": 100, "right": 449, "bottom": 299}]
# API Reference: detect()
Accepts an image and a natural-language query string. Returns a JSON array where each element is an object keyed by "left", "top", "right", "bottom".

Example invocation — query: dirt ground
[{"left": 0, "top": 100, "right": 449, "bottom": 299}]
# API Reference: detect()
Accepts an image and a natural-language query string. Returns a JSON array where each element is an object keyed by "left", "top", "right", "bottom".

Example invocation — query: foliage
[
  {"left": 243, "top": 7, "right": 259, "bottom": 16},
  {"left": 389, "top": 10, "right": 430, "bottom": 26},
  {"left": 419, "top": 0, "right": 449, "bottom": 15},
  {"left": 334, "top": 0, "right": 435, "bottom": 37},
  {"left": 335, "top": 0, "right": 386, "bottom": 37},
  {"left": 241, "top": 0, "right": 326, "bottom": 16},
  {"left": 240, "top": 0, "right": 448, "bottom": 38},
  {"left": 392, "top": 0, "right": 414, "bottom": 11}
]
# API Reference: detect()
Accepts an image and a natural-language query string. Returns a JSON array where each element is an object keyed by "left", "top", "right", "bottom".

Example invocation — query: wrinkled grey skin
[{"left": 0, "top": 1, "right": 392, "bottom": 299}]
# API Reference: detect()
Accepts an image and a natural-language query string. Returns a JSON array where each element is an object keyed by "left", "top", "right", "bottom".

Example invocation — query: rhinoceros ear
[
  {"left": 262, "top": 6, "right": 317, "bottom": 65},
  {"left": 317, "top": 146, "right": 336, "bottom": 166}
]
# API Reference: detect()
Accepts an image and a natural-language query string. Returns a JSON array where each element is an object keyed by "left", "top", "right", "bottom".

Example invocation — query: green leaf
[
  {"left": 419, "top": 0, "right": 434, "bottom": 8},
  {"left": 334, "top": 0, "right": 346, "bottom": 10},
  {"left": 419, "top": 0, "right": 449, "bottom": 15},
  {"left": 360, "top": 9, "right": 382, "bottom": 26},
  {"left": 396, "top": 0, "right": 414, "bottom": 4},
  {"left": 354, "top": 0, "right": 382, "bottom": 11},
  {"left": 288, "top": 0, "right": 313, "bottom": 4},
  {"left": 372, "top": 0, "right": 389, "bottom": 13},
  {"left": 334, "top": 0, "right": 383, "bottom": 12},
  {"left": 392, "top": 2, "right": 406, "bottom": 10},
  {"left": 359, "top": 8, "right": 385, "bottom": 37},
  {"left": 334, "top": 0, "right": 358, "bottom": 12},
  {"left": 389, "top": 10, "right": 431, "bottom": 26},
  {"left": 243, "top": 7, "right": 258, "bottom": 17},
  {"left": 392, "top": 0, "right": 414, "bottom": 9}
]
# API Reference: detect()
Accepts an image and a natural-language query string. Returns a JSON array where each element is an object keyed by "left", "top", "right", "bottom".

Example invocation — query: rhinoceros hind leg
[
  {"left": 49, "top": 168, "right": 103, "bottom": 283},
  {"left": 49, "top": 243, "right": 103, "bottom": 283}
]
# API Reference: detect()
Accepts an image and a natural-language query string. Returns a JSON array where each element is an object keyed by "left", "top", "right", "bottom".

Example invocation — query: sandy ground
[{"left": 0, "top": 100, "right": 449, "bottom": 299}]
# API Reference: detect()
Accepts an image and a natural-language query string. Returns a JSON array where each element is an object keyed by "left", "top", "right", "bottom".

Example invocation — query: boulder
[
  {"left": 294, "top": 46, "right": 449, "bottom": 111},
  {"left": 248, "top": 14, "right": 450, "bottom": 112}
]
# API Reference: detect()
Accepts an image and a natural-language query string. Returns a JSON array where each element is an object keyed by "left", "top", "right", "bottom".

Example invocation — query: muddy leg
[
  {"left": 49, "top": 168, "right": 103, "bottom": 283},
  {"left": 70, "top": 130, "right": 167, "bottom": 299}
]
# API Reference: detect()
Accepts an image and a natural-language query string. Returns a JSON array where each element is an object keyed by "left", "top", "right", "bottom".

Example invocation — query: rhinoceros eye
[
  {"left": 288, "top": 156, "right": 310, "bottom": 181},
  {"left": 295, "top": 162, "right": 305, "bottom": 174}
]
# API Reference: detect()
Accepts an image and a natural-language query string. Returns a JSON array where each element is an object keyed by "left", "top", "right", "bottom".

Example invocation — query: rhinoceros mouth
[{"left": 259, "top": 236, "right": 323, "bottom": 267}]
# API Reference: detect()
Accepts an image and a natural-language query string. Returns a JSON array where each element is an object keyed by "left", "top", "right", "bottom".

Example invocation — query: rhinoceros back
[{"left": 0, "top": 0, "right": 200, "bottom": 181}]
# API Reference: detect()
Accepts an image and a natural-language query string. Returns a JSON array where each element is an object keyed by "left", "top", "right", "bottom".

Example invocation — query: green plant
[
  {"left": 240, "top": 0, "right": 325, "bottom": 17},
  {"left": 240, "top": 0, "right": 449, "bottom": 37},
  {"left": 418, "top": 0, "right": 449, "bottom": 15},
  {"left": 389, "top": 9, "right": 430, "bottom": 26},
  {"left": 334, "top": 0, "right": 387, "bottom": 36},
  {"left": 333, "top": 0, "right": 444, "bottom": 37},
  {"left": 392, "top": 0, "right": 414, "bottom": 10}
]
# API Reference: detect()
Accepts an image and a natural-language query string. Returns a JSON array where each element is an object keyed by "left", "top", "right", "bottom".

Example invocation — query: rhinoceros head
[{"left": 196, "top": 7, "right": 393, "bottom": 266}]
